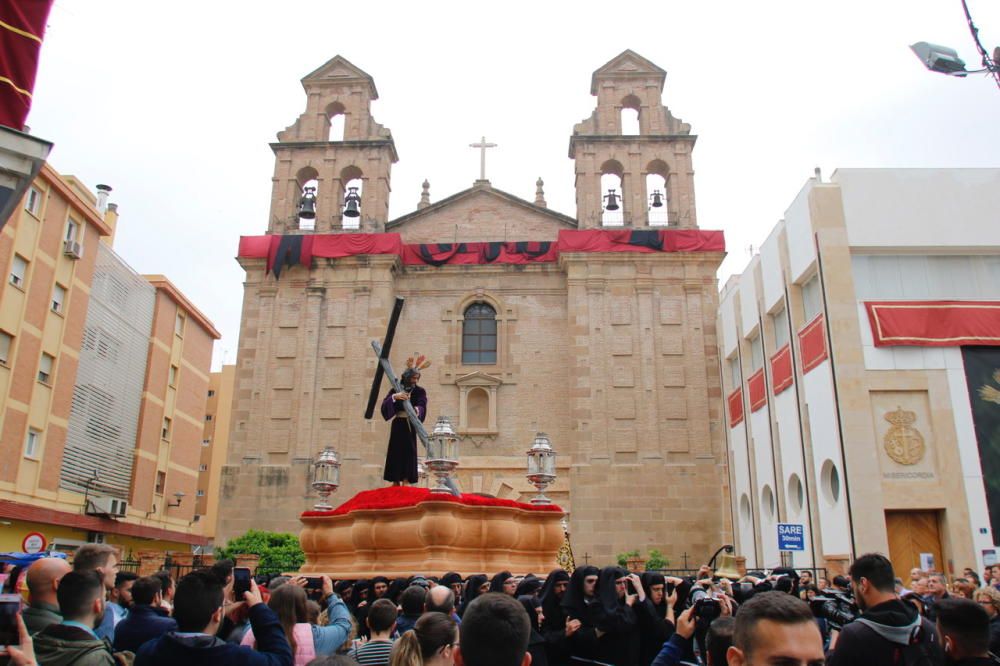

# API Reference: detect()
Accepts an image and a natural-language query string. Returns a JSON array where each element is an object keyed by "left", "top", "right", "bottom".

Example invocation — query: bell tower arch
[
  {"left": 268, "top": 55, "right": 398, "bottom": 233},
  {"left": 569, "top": 50, "right": 697, "bottom": 229}
]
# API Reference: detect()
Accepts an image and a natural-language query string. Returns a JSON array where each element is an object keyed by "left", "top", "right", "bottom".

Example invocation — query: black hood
[
  {"left": 490, "top": 571, "right": 513, "bottom": 593},
  {"left": 540, "top": 569, "right": 571, "bottom": 620},
  {"left": 561, "top": 566, "right": 599, "bottom": 617}
]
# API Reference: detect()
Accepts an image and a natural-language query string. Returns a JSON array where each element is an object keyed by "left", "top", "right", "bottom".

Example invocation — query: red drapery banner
[
  {"left": 301, "top": 486, "right": 562, "bottom": 517},
  {"left": 865, "top": 300, "right": 1000, "bottom": 347},
  {"left": 770, "top": 345, "right": 793, "bottom": 395},
  {"left": 237, "top": 229, "right": 726, "bottom": 273},
  {"left": 727, "top": 388, "right": 744, "bottom": 427},
  {"left": 0, "top": 1, "right": 54, "bottom": 129},
  {"left": 748, "top": 369, "right": 767, "bottom": 412},
  {"left": 798, "top": 314, "right": 828, "bottom": 373}
]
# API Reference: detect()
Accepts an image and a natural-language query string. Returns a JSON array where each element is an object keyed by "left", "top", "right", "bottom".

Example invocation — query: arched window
[
  {"left": 296, "top": 166, "right": 319, "bottom": 231},
  {"left": 621, "top": 95, "right": 641, "bottom": 135},
  {"left": 340, "top": 165, "right": 363, "bottom": 230},
  {"left": 462, "top": 303, "right": 497, "bottom": 364},
  {"left": 326, "top": 102, "right": 345, "bottom": 142},
  {"left": 467, "top": 388, "right": 489, "bottom": 429},
  {"left": 646, "top": 159, "right": 669, "bottom": 226}
]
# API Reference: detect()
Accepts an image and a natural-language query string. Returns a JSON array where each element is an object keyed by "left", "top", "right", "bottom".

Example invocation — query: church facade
[{"left": 219, "top": 51, "right": 731, "bottom": 566}]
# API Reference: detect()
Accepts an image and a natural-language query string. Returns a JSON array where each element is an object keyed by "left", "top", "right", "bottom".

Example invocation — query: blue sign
[{"left": 778, "top": 523, "right": 805, "bottom": 551}]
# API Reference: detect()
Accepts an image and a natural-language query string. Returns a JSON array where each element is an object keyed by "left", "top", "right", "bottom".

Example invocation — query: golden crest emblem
[{"left": 883, "top": 407, "right": 925, "bottom": 466}]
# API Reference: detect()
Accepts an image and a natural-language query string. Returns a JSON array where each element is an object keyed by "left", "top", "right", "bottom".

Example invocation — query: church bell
[
  {"left": 342, "top": 186, "right": 361, "bottom": 218},
  {"left": 603, "top": 188, "right": 621, "bottom": 211},
  {"left": 714, "top": 553, "right": 742, "bottom": 580},
  {"left": 649, "top": 189, "right": 664, "bottom": 208},
  {"left": 297, "top": 186, "right": 317, "bottom": 219}
]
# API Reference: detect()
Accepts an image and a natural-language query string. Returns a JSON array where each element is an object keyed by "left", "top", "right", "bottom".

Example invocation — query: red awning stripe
[
  {"left": 865, "top": 301, "right": 1000, "bottom": 347},
  {"left": 798, "top": 314, "right": 828, "bottom": 374},
  {"left": 237, "top": 229, "right": 726, "bottom": 271},
  {"left": 0, "top": 1, "right": 54, "bottom": 130},
  {"left": 727, "top": 387, "right": 744, "bottom": 427},
  {"left": 770, "top": 345, "right": 793, "bottom": 395},
  {"left": 748, "top": 369, "right": 767, "bottom": 412}
]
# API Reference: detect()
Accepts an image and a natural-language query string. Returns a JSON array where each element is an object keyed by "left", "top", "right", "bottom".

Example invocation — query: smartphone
[
  {"left": 305, "top": 576, "right": 323, "bottom": 591},
  {"left": 233, "top": 567, "right": 252, "bottom": 597},
  {"left": 0, "top": 594, "right": 22, "bottom": 653}
]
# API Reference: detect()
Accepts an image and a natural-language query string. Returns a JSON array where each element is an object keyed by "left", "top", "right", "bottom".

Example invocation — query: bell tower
[
  {"left": 267, "top": 56, "right": 398, "bottom": 234},
  {"left": 570, "top": 50, "right": 697, "bottom": 229}
]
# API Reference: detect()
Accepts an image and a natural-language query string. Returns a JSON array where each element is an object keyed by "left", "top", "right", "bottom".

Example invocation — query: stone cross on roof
[{"left": 469, "top": 135, "right": 497, "bottom": 181}]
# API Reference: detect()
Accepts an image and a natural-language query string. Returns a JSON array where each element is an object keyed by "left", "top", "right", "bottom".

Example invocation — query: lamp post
[
  {"left": 311, "top": 447, "right": 341, "bottom": 510},
  {"left": 526, "top": 432, "right": 557, "bottom": 505},
  {"left": 426, "top": 416, "right": 459, "bottom": 494}
]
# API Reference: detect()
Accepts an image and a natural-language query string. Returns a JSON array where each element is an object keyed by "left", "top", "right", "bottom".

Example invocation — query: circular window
[
  {"left": 739, "top": 493, "right": 751, "bottom": 525},
  {"left": 821, "top": 460, "right": 841, "bottom": 506},
  {"left": 761, "top": 485, "right": 775, "bottom": 522},
  {"left": 787, "top": 474, "right": 804, "bottom": 515}
]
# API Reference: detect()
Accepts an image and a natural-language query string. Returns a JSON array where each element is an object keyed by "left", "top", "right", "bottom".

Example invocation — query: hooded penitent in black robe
[
  {"left": 459, "top": 574, "right": 489, "bottom": 617},
  {"left": 562, "top": 566, "right": 639, "bottom": 666},
  {"left": 516, "top": 574, "right": 543, "bottom": 598},
  {"left": 560, "top": 566, "right": 602, "bottom": 664},
  {"left": 490, "top": 571, "right": 514, "bottom": 595},
  {"left": 380, "top": 384, "right": 427, "bottom": 483},
  {"left": 637, "top": 572, "right": 675, "bottom": 666},
  {"left": 520, "top": 595, "right": 550, "bottom": 666},
  {"left": 539, "top": 569, "right": 572, "bottom": 666}
]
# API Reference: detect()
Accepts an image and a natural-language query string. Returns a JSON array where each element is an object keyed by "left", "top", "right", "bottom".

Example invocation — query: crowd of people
[{"left": 3, "top": 544, "right": 999, "bottom": 666}]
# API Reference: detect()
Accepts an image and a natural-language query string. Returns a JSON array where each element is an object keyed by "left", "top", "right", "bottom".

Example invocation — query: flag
[{"left": 0, "top": 0, "right": 55, "bottom": 130}]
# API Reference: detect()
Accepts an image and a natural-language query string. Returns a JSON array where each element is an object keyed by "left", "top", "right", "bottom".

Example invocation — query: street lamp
[
  {"left": 910, "top": 1, "right": 999, "bottom": 88},
  {"left": 426, "top": 416, "right": 459, "bottom": 494},
  {"left": 311, "top": 447, "right": 341, "bottom": 510},
  {"left": 526, "top": 432, "right": 557, "bottom": 505}
]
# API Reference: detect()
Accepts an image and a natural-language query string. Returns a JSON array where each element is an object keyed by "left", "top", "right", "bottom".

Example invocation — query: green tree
[
  {"left": 616, "top": 550, "right": 640, "bottom": 567},
  {"left": 217, "top": 529, "right": 304, "bottom": 572},
  {"left": 646, "top": 549, "right": 669, "bottom": 570}
]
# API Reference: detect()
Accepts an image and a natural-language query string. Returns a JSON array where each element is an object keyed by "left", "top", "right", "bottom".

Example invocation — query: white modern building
[{"left": 718, "top": 168, "right": 1000, "bottom": 576}]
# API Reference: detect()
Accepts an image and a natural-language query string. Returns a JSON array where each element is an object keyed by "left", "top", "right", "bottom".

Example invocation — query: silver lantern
[
  {"left": 426, "top": 416, "right": 459, "bottom": 494},
  {"left": 417, "top": 456, "right": 428, "bottom": 487},
  {"left": 311, "top": 446, "right": 341, "bottom": 510},
  {"left": 526, "top": 432, "right": 557, "bottom": 504}
]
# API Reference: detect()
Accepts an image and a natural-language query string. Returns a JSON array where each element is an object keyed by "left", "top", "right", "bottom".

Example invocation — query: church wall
[{"left": 392, "top": 191, "right": 573, "bottom": 244}]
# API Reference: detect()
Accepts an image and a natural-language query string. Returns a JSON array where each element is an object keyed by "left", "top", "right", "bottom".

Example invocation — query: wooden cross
[
  {"left": 681, "top": 552, "right": 691, "bottom": 569},
  {"left": 469, "top": 136, "right": 497, "bottom": 181},
  {"left": 364, "top": 296, "right": 459, "bottom": 495},
  {"left": 582, "top": 553, "right": 591, "bottom": 565}
]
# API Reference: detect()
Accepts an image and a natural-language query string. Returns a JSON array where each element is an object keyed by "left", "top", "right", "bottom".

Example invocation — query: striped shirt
[{"left": 351, "top": 638, "right": 395, "bottom": 666}]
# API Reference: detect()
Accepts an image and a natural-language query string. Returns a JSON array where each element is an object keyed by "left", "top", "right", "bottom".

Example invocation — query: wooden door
[{"left": 885, "top": 511, "right": 944, "bottom": 575}]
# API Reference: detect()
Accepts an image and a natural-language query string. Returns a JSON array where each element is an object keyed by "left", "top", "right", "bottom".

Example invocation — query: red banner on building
[
  {"left": 0, "top": 1, "right": 54, "bottom": 129},
  {"left": 865, "top": 301, "right": 1000, "bottom": 347},
  {"left": 770, "top": 345, "right": 793, "bottom": 395},
  {"left": 727, "top": 387, "right": 744, "bottom": 427},
  {"left": 798, "top": 314, "right": 828, "bottom": 374},
  {"left": 748, "top": 369, "right": 767, "bottom": 412}
]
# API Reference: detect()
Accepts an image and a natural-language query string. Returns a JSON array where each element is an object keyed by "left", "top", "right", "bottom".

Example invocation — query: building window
[
  {"left": 38, "top": 353, "right": 54, "bottom": 383},
  {"left": 749, "top": 334, "right": 763, "bottom": 372},
  {"left": 65, "top": 218, "right": 80, "bottom": 243},
  {"left": 0, "top": 330, "right": 12, "bottom": 365},
  {"left": 462, "top": 303, "right": 497, "bottom": 364},
  {"left": 801, "top": 274, "right": 822, "bottom": 322},
  {"left": 202, "top": 438, "right": 211, "bottom": 447},
  {"left": 51, "top": 283, "right": 67, "bottom": 314},
  {"left": 207, "top": 389, "right": 215, "bottom": 397},
  {"left": 198, "top": 464, "right": 208, "bottom": 472},
  {"left": 175, "top": 312, "right": 185, "bottom": 337},
  {"left": 10, "top": 254, "right": 27, "bottom": 289},
  {"left": 196, "top": 489, "right": 205, "bottom": 497},
  {"left": 161, "top": 417, "right": 171, "bottom": 440},
  {"left": 25, "top": 187, "right": 41, "bottom": 216},
  {"left": 168, "top": 365, "right": 178, "bottom": 387},
  {"left": 155, "top": 471, "right": 165, "bottom": 494},
  {"left": 772, "top": 306, "right": 789, "bottom": 349},
  {"left": 205, "top": 414, "right": 213, "bottom": 422},
  {"left": 728, "top": 356, "right": 741, "bottom": 388},
  {"left": 24, "top": 428, "right": 41, "bottom": 458}
]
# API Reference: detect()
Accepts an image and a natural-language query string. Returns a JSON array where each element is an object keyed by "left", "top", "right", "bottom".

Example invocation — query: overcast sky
[{"left": 26, "top": 0, "right": 1000, "bottom": 369}]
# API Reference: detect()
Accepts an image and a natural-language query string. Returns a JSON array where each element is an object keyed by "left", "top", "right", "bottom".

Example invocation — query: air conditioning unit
[
  {"left": 63, "top": 240, "right": 83, "bottom": 259},
  {"left": 87, "top": 496, "right": 127, "bottom": 518}
]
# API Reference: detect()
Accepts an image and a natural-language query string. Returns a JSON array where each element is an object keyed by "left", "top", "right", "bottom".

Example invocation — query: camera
[
  {"left": 689, "top": 586, "right": 722, "bottom": 628},
  {"left": 809, "top": 590, "right": 859, "bottom": 630}
]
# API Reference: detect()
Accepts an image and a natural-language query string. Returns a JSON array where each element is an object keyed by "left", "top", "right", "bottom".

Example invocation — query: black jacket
[
  {"left": 826, "top": 599, "right": 942, "bottom": 666},
  {"left": 990, "top": 614, "right": 1000, "bottom": 656},
  {"left": 113, "top": 604, "right": 178, "bottom": 653}
]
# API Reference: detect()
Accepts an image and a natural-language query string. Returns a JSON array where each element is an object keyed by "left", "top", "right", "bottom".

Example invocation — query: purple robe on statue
[{"left": 380, "top": 385, "right": 427, "bottom": 483}]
